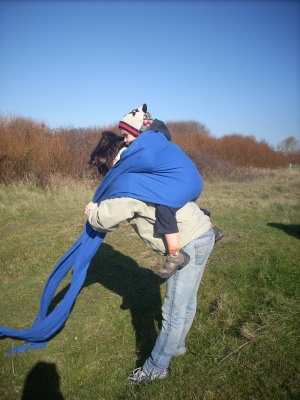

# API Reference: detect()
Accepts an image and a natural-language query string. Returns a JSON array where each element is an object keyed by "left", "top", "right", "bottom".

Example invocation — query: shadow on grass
[
  {"left": 86, "top": 243, "right": 165, "bottom": 366},
  {"left": 22, "top": 361, "right": 64, "bottom": 400},
  {"left": 48, "top": 243, "right": 165, "bottom": 367},
  {"left": 267, "top": 223, "right": 300, "bottom": 239}
]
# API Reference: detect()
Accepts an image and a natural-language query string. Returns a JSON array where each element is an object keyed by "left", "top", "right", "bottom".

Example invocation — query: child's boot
[{"left": 158, "top": 250, "right": 190, "bottom": 279}]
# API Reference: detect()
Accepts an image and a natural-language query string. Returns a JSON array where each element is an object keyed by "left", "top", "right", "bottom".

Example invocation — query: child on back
[
  {"left": 89, "top": 124, "right": 224, "bottom": 279},
  {"left": 118, "top": 104, "right": 191, "bottom": 278}
]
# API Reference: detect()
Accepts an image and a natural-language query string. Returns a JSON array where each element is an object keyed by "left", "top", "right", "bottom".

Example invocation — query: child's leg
[
  {"left": 155, "top": 205, "right": 179, "bottom": 255},
  {"left": 165, "top": 232, "right": 180, "bottom": 256},
  {"left": 200, "top": 208, "right": 224, "bottom": 243},
  {"left": 200, "top": 208, "right": 211, "bottom": 217},
  {"left": 155, "top": 205, "right": 190, "bottom": 278}
]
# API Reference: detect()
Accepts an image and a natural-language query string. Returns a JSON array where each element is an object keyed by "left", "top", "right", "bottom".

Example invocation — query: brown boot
[
  {"left": 158, "top": 250, "right": 190, "bottom": 279},
  {"left": 212, "top": 226, "right": 225, "bottom": 243}
]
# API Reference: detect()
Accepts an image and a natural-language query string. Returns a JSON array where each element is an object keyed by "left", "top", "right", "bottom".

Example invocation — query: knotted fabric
[{"left": 0, "top": 131, "right": 202, "bottom": 354}]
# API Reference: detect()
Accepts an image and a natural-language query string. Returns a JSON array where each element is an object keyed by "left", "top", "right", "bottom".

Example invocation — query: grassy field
[{"left": 0, "top": 170, "right": 299, "bottom": 400}]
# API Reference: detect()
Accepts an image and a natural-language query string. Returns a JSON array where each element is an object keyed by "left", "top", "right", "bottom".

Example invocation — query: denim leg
[
  {"left": 143, "top": 228, "right": 214, "bottom": 375},
  {"left": 176, "top": 241, "right": 210, "bottom": 352}
]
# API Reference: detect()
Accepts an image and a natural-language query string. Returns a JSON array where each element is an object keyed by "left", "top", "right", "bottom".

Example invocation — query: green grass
[{"left": 0, "top": 170, "right": 299, "bottom": 400}]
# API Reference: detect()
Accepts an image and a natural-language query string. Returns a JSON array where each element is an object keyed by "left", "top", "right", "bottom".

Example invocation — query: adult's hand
[{"left": 85, "top": 202, "right": 98, "bottom": 216}]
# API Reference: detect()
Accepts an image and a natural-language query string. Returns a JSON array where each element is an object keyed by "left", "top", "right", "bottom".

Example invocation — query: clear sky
[{"left": 0, "top": 0, "right": 299, "bottom": 148}]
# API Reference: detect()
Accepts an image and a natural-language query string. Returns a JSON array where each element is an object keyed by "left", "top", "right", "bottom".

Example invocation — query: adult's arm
[{"left": 87, "top": 197, "right": 144, "bottom": 232}]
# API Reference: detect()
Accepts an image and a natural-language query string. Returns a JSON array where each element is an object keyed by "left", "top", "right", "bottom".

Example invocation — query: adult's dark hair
[{"left": 89, "top": 131, "right": 126, "bottom": 176}]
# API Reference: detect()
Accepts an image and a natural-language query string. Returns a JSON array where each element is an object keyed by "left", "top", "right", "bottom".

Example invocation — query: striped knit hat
[{"left": 119, "top": 104, "right": 153, "bottom": 136}]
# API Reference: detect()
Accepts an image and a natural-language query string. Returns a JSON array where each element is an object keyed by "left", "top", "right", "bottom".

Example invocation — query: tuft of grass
[{"left": 0, "top": 170, "right": 300, "bottom": 400}]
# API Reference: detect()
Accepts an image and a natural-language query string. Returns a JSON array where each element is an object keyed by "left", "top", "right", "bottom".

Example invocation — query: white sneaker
[{"left": 127, "top": 367, "right": 168, "bottom": 384}]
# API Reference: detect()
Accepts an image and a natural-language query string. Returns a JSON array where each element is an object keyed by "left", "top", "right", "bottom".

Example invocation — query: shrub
[{"left": 0, "top": 115, "right": 297, "bottom": 187}]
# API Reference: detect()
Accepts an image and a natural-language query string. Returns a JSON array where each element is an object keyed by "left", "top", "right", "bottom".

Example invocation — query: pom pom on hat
[{"left": 119, "top": 104, "right": 153, "bottom": 136}]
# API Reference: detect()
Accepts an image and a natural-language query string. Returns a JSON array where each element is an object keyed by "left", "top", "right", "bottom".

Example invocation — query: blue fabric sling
[{"left": 0, "top": 131, "right": 203, "bottom": 354}]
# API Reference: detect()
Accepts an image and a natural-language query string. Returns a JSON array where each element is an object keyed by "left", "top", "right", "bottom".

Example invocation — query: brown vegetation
[{"left": 0, "top": 115, "right": 299, "bottom": 187}]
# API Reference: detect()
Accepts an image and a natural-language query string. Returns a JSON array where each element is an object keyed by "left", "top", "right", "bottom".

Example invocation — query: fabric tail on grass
[{"left": 1, "top": 225, "right": 105, "bottom": 354}]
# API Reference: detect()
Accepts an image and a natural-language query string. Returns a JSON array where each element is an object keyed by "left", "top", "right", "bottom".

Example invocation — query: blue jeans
[{"left": 142, "top": 227, "right": 215, "bottom": 376}]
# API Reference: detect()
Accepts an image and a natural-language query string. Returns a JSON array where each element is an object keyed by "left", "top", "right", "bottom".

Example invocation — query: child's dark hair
[{"left": 89, "top": 131, "right": 126, "bottom": 176}]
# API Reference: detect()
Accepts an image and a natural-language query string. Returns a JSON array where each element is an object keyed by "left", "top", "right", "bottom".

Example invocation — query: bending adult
[{"left": 86, "top": 131, "right": 215, "bottom": 384}]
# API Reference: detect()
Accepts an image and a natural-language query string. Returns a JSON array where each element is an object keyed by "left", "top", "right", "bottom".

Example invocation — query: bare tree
[{"left": 277, "top": 136, "right": 299, "bottom": 153}]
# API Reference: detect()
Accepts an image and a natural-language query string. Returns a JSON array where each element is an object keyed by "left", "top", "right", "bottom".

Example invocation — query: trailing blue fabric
[{"left": 0, "top": 131, "right": 203, "bottom": 354}]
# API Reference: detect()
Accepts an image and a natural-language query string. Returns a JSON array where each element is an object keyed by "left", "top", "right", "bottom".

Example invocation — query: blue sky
[{"left": 0, "top": 0, "right": 299, "bottom": 148}]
